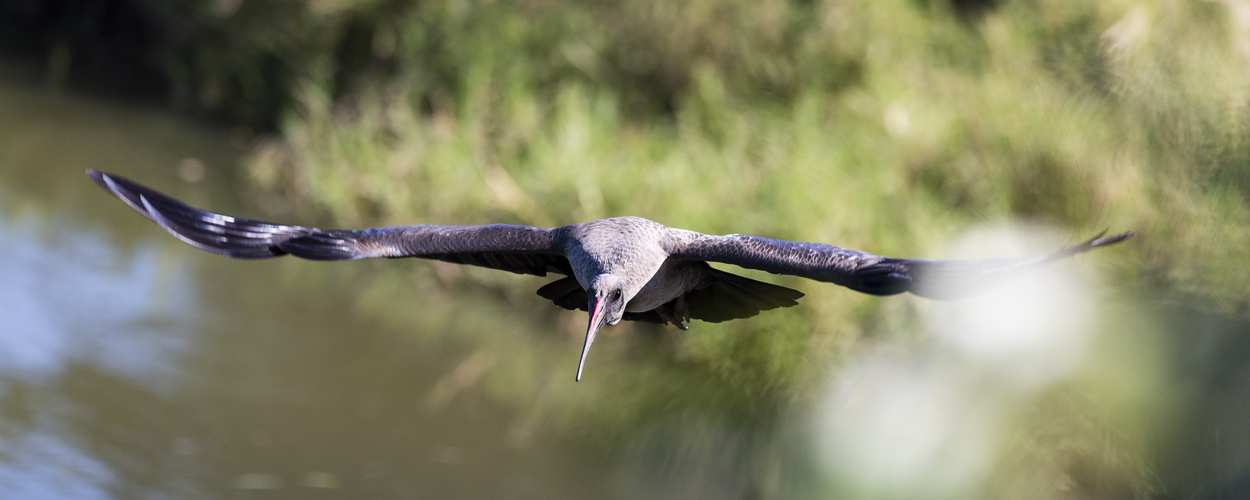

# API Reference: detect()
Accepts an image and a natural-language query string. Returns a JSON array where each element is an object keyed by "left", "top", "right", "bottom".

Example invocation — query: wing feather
[
  {"left": 89, "top": 170, "right": 570, "bottom": 276},
  {"left": 672, "top": 231, "right": 1133, "bottom": 299},
  {"left": 684, "top": 267, "right": 804, "bottom": 322}
]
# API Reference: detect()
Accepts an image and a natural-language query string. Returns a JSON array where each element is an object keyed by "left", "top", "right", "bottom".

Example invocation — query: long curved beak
[{"left": 576, "top": 297, "right": 609, "bottom": 382}]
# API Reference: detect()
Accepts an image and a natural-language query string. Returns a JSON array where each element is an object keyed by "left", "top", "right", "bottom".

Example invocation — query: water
[{"left": 0, "top": 66, "right": 612, "bottom": 499}]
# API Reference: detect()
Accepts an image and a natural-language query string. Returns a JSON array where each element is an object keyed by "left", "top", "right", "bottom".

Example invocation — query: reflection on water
[
  {"left": 0, "top": 66, "right": 611, "bottom": 499},
  {"left": 0, "top": 209, "right": 194, "bottom": 497},
  {"left": 0, "top": 216, "right": 193, "bottom": 381}
]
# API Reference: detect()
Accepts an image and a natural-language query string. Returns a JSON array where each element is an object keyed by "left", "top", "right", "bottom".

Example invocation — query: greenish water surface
[{"left": 0, "top": 66, "right": 614, "bottom": 499}]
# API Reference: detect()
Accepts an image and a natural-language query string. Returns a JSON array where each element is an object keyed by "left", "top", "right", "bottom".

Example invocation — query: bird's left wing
[
  {"left": 88, "top": 170, "right": 571, "bottom": 277},
  {"left": 670, "top": 231, "right": 1132, "bottom": 299}
]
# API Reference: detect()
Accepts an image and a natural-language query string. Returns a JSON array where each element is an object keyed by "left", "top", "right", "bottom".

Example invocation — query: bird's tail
[{"left": 88, "top": 169, "right": 363, "bottom": 260}]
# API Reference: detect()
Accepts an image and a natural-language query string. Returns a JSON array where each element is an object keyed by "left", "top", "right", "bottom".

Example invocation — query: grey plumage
[{"left": 88, "top": 170, "right": 1134, "bottom": 380}]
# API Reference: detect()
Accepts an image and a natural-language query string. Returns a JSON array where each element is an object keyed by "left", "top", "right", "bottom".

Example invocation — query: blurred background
[{"left": 1, "top": 0, "right": 1248, "bottom": 498}]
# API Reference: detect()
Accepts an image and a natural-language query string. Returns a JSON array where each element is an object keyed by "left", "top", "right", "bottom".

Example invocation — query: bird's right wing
[
  {"left": 88, "top": 170, "right": 572, "bottom": 277},
  {"left": 670, "top": 231, "right": 1133, "bottom": 299}
]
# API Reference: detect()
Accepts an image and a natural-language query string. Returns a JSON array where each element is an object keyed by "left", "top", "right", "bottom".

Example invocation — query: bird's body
[
  {"left": 565, "top": 217, "right": 672, "bottom": 298},
  {"left": 87, "top": 170, "right": 1134, "bottom": 380},
  {"left": 563, "top": 217, "right": 704, "bottom": 313}
]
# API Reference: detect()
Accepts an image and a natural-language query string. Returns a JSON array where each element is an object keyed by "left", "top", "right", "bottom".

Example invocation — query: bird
[{"left": 87, "top": 169, "right": 1133, "bottom": 381}]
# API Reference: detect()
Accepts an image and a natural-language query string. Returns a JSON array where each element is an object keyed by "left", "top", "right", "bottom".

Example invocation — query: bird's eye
[{"left": 611, "top": 290, "right": 621, "bottom": 301}]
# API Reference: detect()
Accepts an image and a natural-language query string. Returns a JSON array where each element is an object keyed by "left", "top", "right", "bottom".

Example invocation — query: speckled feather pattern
[{"left": 673, "top": 234, "right": 884, "bottom": 287}]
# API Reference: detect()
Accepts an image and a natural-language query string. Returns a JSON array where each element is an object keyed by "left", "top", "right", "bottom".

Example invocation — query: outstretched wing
[
  {"left": 671, "top": 231, "right": 1133, "bottom": 299},
  {"left": 88, "top": 170, "right": 571, "bottom": 277}
]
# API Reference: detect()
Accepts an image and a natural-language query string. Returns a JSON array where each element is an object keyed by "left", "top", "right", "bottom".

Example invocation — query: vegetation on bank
[{"left": 17, "top": 0, "right": 1250, "bottom": 497}]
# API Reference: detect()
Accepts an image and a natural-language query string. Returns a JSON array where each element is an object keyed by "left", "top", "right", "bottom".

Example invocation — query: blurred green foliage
[
  {"left": 27, "top": 0, "right": 1250, "bottom": 497},
  {"left": 233, "top": 1, "right": 1248, "bottom": 497}
]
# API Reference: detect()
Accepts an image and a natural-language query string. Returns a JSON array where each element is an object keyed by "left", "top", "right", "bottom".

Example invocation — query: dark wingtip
[
  {"left": 87, "top": 169, "right": 153, "bottom": 219},
  {"left": 1075, "top": 229, "right": 1135, "bottom": 251},
  {"left": 86, "top": 169, "right": 318, "bottom": 259},
  {"left": 899, "top": 229, "right": 1136, "bottom": 300},
  {"left": 86, "top": 169, "right": 110, "bottom": 190},
  {"left": 1095, "top": 230, "right": 1134, "bottom": 246}
]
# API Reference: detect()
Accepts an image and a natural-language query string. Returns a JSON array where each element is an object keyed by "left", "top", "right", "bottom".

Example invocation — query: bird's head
[{"left": 576, "top": 274, "right": 628, "bottom": 381}]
